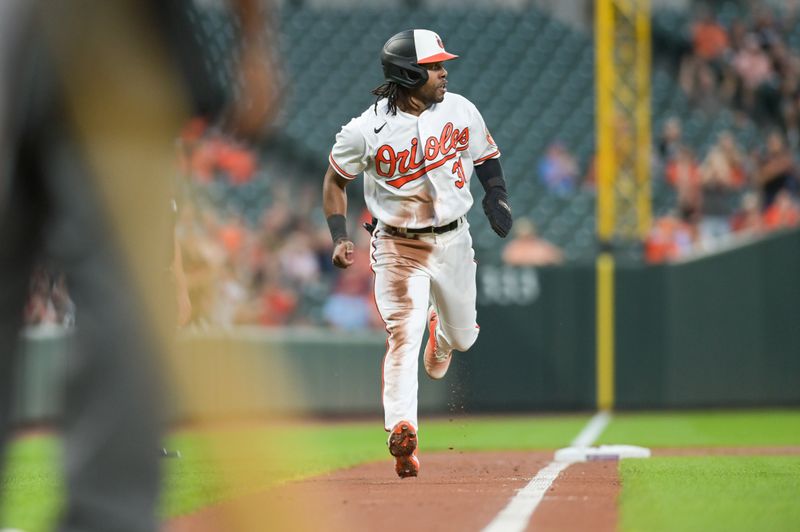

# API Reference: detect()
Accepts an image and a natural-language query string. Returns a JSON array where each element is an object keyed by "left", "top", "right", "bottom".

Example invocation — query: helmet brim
[{"left": 417, "top": 52, "right": 459, "bottom": 64}]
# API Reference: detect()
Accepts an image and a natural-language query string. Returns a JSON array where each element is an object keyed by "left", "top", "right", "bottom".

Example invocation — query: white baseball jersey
[{"left": 329, "top": 92, "right": 500, "bottom": 228}]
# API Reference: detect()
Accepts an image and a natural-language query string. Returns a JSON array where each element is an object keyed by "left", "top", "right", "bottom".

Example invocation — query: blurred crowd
[
  {"left": 678, "top": 2, "right": 800, "bottom": 142},
  {"left": 645, "top": 116, "right": 799, "bottom": 263},
  {"left": 173, "top": 121, "right": 382, "bottom": 330},
  {"left": 528, "top": 113, "right": 799, "bottom": 266},
  {"left": 175, "top": 183, "right": 381, "bottom": 331},
  {"left": 645, "top": 2, "right": 800, "bottom": 263}
]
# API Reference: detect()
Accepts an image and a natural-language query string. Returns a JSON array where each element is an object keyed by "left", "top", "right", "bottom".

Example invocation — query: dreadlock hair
[{"left": 372, "top": 82, "right": 407, "bottom": 116}]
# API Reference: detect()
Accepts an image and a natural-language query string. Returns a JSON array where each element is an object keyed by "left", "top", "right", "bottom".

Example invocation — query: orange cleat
[
  {"left": 423, "top": 307, "right": 452, "bottom": 380},
  {"left": 388, "top": 421, "right": 419, "bottom": 478}
]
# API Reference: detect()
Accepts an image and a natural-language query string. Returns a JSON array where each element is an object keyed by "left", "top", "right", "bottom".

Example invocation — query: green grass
[
  {"left": 0, "top": 437, "right": 62, "bottom": 532},
  {"left": 1, "top": 414, "right": 587, "bottom": 531},
  {"left": 620, "top": 456, "right": 800, "bottom": 532},
  {"left": 599, "top": 410, "right": 800, "bottom": 447}
]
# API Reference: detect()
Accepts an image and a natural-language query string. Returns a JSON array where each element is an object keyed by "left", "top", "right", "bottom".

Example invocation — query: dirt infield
[
  {"left": 167, "top": 450, "right": 617, "bottom": 532},
  {"left": 166, "top": 446, "right": 800, "bottom": 531},
  {"left": 529, "top": 460, "right": 618, "bottom": 532}
]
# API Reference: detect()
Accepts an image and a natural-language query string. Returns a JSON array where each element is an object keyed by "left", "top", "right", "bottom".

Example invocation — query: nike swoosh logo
[{"left": 374, "top": 123, "right": 387, "bottom": 134}]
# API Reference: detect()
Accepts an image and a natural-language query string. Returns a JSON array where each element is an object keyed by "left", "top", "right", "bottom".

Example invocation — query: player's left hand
[{"left": 482, "top": 187, "right": 513, "bottom": 238}]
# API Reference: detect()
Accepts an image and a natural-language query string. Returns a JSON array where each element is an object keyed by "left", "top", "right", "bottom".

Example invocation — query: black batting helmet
[{"left": 380, "top": 29, "right": 458, "bottom": 89}]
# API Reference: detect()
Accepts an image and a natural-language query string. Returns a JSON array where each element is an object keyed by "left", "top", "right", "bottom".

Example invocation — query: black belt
[{"left": 382, "top": 217, "right": 462, "bottom": 237}]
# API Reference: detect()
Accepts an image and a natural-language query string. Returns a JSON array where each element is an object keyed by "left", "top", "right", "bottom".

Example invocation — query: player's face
[{"left": 417, "top": 62, "right": 448, "bottom": 104}]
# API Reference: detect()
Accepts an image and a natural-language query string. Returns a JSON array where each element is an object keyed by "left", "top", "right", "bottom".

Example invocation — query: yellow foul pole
[
  {"left": 594, "top": 0, "right": 651, "bottom": 411},
  {"left": 595, "top": 0, "right": 616, "bottom": 412}
]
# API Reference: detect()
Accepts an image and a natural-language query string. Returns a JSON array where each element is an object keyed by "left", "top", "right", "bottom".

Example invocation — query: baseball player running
[{"left": 322, "top": 29, "right": 512, "bottom": 478}]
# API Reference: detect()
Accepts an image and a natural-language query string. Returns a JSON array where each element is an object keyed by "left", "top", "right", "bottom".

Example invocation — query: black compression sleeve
[
  {"left": 326, "top": 214, "right": 348, "bottom": 244},
  {"left": 475, "top": 158, "right": 507, "bottom": 192}
]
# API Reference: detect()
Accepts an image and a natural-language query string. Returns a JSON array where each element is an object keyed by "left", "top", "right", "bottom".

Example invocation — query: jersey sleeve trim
[
  {"left": 474, "top": 150, "right": 501, "bottom": 165},
  {"left": 329, "top": 152, "right": 358, "bottom": 179}
]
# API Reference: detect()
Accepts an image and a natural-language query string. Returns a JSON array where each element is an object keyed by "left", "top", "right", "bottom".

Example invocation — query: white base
[{"left": 555, "top": 444, "right": 651, "bottom": 462}]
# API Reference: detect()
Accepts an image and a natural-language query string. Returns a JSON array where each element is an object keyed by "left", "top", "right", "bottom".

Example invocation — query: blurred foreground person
[
  {"left": 0, "top": 0, "right": 278, "bottom": 530},
  {"left": 0, "top": 2, "right": 183, "bottom": 531},
  {"left": 1, "top": 0, "right": 279, "bottom": 528}
]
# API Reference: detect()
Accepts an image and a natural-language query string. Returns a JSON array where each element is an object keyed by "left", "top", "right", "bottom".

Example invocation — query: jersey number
[{"left": 452, "top": 159, "right": 466, "bottom": 189}]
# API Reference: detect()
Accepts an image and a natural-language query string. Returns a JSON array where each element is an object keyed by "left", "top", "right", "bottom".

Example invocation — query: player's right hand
[{"left": 332, "top": 239, "right": 355, "bottom": 268}]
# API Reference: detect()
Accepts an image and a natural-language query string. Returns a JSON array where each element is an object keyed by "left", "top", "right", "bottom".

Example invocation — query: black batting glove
[
  {"left": 483, "top": 187, "right": 513, "bottom": 238},
  {"left": 474, "top": 158, "right": 513, "bottom": 238}
]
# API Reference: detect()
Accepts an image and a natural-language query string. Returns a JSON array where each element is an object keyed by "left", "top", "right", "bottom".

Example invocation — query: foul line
[
  {"left": 481, "top": 411, "right": 612, "bottom": 532},
  {"left": 481, "top": 460, "right": 571, "bottom": 532},
  {"left": 571, "top": 410, "right": 612, "bottom": 447}
]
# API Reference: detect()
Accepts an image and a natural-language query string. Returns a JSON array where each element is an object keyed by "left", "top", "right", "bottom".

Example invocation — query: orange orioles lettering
[{"left": 375, "top": 122, "right": 469, "bottom": 189}]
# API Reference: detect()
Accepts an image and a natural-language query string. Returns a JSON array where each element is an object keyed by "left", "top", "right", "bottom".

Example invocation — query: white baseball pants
[{"left": 370, "top": 220, "right": 480, "bottom": 432}]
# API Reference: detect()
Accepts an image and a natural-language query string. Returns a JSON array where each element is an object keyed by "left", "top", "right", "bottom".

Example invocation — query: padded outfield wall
[
  {"left": 614, "top": 228, "right": 800, "bottom": 408},
  {"left": 12, "top": 228, "right": 800, "bottom": 422}
]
